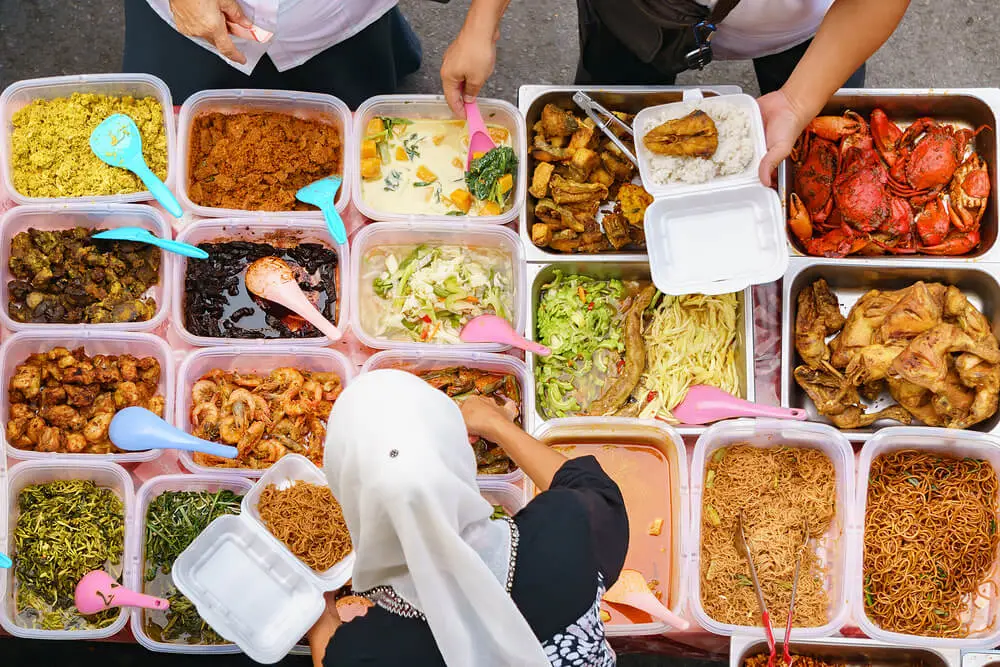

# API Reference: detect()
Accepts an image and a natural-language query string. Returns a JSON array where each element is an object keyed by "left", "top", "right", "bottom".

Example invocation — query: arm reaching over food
[
  {"left": 757, "top": 0, "right": 911, "bottom": 185},
  {"left": 441, "top": 0, "right": 512, "bottom": 116}
]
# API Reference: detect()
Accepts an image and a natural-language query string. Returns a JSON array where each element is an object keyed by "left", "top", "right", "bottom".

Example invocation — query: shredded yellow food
[{"left": 636, "top": 292, "right": 741, "bottom": 421}]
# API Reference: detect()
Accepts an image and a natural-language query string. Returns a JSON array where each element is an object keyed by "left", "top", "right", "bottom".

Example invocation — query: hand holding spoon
[
  {"left": 75, "top": 570, "right": 169, "bottom": 615},
  {"left": 245, "top": 256, "right": 342, "bottom": 341}
]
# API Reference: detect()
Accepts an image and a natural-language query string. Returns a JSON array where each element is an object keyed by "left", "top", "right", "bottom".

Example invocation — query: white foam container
[
  {"left": 173, "top": 454, "right": 354, "bottom": 664},
  {"left": 0, "top": 329, "right": 174, "bottom": 463},
  {"left": 852, "top": 427, "right": 1000, "bottom": 650},
  {"left": 351, "top": 95, "right": 526, "bottom": 225},
  {"left": 360, "top": 349, "right": 531, "bottom": 484},
  {"left": 0, "top": 73, "right": 176, "bottom": 205},
  {"left": 172, "top": 218, "right": 348, "bottom": 347},
  {"left": 689, "top": 419, "right": 853, "bottom": 639},
  {"left": 0, "top": 458, "right": 135, "bottom": 640},
  {"left": 175, "top": 344, "right": 354, "bottom": 478},
  {"left": 350, "top": 221, "right": 525, "bottom": 352},
  {"left": 531, "top": 417, "right": 688, "bottom": 637},
  {"left": 0, "top": 203, "right": 173, "bottom": 333},
  {"left": 130, "top": 474, "right": 254, "bottom": 654},
  {"left": 176, "top": 89, "right": 353, "bottom": 219},
  {"left": 634, "top": 90, "right": 788, "bottom": 296}
]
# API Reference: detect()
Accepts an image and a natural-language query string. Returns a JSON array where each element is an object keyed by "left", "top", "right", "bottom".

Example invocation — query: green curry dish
[{"left": 465, "top": 146, "right": 517, "bottom": 207}]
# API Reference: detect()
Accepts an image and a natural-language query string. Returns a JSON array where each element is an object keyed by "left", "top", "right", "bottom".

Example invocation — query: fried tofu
[
  {"left": 588, "top": 167, "right": 615, "bottom": 188},
  {"left": 531, "top": 223, "right": 553, "bottom": 247},
  {"left": 567, "top": 147, "right": 600, "bottom": 181},
  {"left": 530, "top": 162, "right": 555, "bottom": 199},
  {"left": 569, "top": 121, "right": 597, "bottom": 150}
]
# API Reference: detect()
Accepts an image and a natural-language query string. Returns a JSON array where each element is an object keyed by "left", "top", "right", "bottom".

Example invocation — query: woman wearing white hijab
[{"left": 309, "top": 369, "right": 628, "bottom": 667}]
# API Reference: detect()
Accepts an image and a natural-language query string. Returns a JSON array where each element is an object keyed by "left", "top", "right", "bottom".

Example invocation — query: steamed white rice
[{"left": 642, "top": 98, "right": 754, "bottom": 185}]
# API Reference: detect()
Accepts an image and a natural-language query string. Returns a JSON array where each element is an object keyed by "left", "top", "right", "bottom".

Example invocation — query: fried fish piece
[
  {"left": 535, "top": 198, "right": 585, "bottom": 232},
  {"left": 549, "top": 175, "right": 608, "bottom": 206},
  {"left": 588, "top": 286, "right": 657, "bottom": 415},
  {"left": 642, "top": 109, "right": 719, "bottom": 158},
  {"left": 529, "top": 162, "right": 555, "bottom": 199},
  {"left": 602, "top": 212, "right": 632, "bottom": 250},
  {"left": 541, "top": 103, "right": 579, "bottom": 138}
]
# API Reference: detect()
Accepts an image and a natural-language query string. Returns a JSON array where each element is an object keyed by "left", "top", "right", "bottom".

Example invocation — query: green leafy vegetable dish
[{"left": 466, "top": 145, "right": 518, "bottom": 208}]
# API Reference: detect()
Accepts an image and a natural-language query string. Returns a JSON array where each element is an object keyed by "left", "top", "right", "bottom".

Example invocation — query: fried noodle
[{"left": 258, "top": 482, "right": 352, "bottom": 572}]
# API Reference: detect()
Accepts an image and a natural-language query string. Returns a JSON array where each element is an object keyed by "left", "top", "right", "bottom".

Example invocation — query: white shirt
[
  {"left": 146, "top": 0, "right": 398, "bottom": 74},
  {"left": 702, "top": 0, "right": 835, "bottom": 59}
]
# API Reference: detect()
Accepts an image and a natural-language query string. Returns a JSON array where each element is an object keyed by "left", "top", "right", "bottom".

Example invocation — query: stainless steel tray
[
  {"left": 525, "top": 261, "right": 754, "bottom": 437},
  {"left": 517, "top": 84, "right": 742, "bottom": 264},
  {"left": 777, "top": 87, "right": 1000, "bottom": 262},
  {"left": 780, "top": 256, "right": 1000, "bottom": 441},
  {"left": 729, "top": 635, "right": 961, "bottom": 667}
]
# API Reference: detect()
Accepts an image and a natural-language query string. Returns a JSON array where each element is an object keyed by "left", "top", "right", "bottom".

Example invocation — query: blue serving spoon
[
  {"left": 92, "top": 227, "right": 208, "bottom": 259},
  {"left": 90, "top": 113, "right": 183, "bottom": 218},
  {"left": 297, "top": 175, "right": 347, "bottom": 244},
  {"left": 109, "top": 407, "right": 238, "bottom": 459},
  {"left": 0, "top": 552, "right": 11, "bottom": 569}
]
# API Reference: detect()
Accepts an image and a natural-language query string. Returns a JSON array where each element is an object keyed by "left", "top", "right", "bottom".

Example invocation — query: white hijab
[{"left": 324, "top": 370, "right": 549, "bottom": 667}]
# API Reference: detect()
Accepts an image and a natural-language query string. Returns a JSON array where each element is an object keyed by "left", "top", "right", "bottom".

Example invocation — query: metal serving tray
[
  {"left": 780, "top": 256, "right": 1000, "bottom": 441},
  {"left": 517, "top": 85, "right": 742, "bottom": 264},
  {"left": 525, "top": 261, "right": 753, "bottom": 437},
  {"left": 777, "top": 88, "right": 1000, "bottom": 261},
  {"left": 729, "top": 635, "right": 961, "bottom": 667}
]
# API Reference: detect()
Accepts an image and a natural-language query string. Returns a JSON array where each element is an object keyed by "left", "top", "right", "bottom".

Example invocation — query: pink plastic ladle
[
  {"left": 245, "top": 256, "right": 342, "bottom": 342},
  {"left": 672, "top": 385, "right": 808, "bottom": 425},
  {"left": 460, "top": 314, "right": 550, "bottom": 356},
  {"left": 75, "top": 570, "right": 169, "bottom": 615},
  {"left": 465, "top": 99, "right": 497, "bottom": 170}
]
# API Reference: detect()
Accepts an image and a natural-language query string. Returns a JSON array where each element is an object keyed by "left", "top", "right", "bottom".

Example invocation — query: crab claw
[
  {"left": 915, "top": 197, "right": 950, "bottom": 246},
  {"left": 870, "top": 108, "right": 903, "bottom": 167},
  {"left": 806, "top": 112, "right": 864, "bottom": 142},
  {"left": 921, "top": 228, "right": 980, "bottom": 255},
  {"left": 788, "top": 193, "right": 814, "bottom": 243},
  {"left": 881, "top": 196, "right": 914, "bottom": 238}
]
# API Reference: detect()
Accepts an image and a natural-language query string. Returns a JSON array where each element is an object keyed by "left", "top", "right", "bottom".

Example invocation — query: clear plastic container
[
  {"left": 175, "top": 344, "right": 354, "bottom": 477},
  {"left": 350, "top": 221, "right": 526, "bottom": 352},
  {"left": 351, "top": 95, "right": 526, "bottom": 225},
  {"left": 689, "top": 419, "right": 853, "bottom": 639},
  {"left": 531, "top": 417, "right": 688, "bottom": 637},
  {"left": 478, "top": 480, "right": 527, "bottom": 515},
  {"left": 172, "top": 454, "right": 353, "bottom": 664},
  {"left": 0, "top": 203, "right": 174, "bottom": 333},
  {"left": 172, "top": 218, "right": 349, "bottom": 347},
  {"left": 0, "top": 329, "right": 174, "bottom": 463},
  {"left": 0, "top": 73, "right": 176, "bottom": 206},
  {"left": 0, "top": 458, "right": 135, "bottom": 640},
  {"left": 176, "top": 89, "right": 353, "bottom": 219},
  {"left": 129, "top": 474, "right": 254, "bottom": 654},
  {"left": 360, "top": 349, "right": 531, "bottom": 484},
  {"left": 852, "top": 427, "right": 1000, "bottom": 650}
]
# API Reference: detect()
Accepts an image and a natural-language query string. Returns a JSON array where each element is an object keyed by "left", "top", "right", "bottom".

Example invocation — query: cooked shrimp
[
  {"left": 191, "top": 379, "right": 219, "bottom": 404},
  {"left": 219, "top": 415, "right": 245, "bottom": 445},
  {"left": 226, "top": 388, "right": 255, "bottom": 429},
  {"left": 237, "top": 421, "right": 266, "bottom": 459}
]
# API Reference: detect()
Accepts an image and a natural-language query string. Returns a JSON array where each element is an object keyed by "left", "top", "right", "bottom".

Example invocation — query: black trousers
[
  {"left": 575, "top": 1, "right": 866, "bottom": 94},
  {"left": 122, "top": 0, "right": 422, "bottom": 108}
]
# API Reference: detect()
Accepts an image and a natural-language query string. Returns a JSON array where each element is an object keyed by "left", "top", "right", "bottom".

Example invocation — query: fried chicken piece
[
  {"left": 40, "top": 404, "right": 80, "bottom": 429},
  {"left": 535, "top": 198, "right": 585, "bottom": 232},
  {"left": 39, "top": 385, "right": 67, "bottom": 407},
  {"left": 952, "top": 353, "right": 1000, "bottom": 428},
  {"left": 550, "top": 175, "right": 608, "bottom": 206},
  {"left": 945, "top": 285, "right": 999, "bottom": 347},
  {"left": 10, "top": 364, "right": 42, "bottom": 399},
  {"left": 794, "top": 365, "right": 911, "bottom": 428},
  {"left": 643, "top": 110, "right": 719, "bottom": 158},
  {"left": 891, "top": 322, "right": 1000, "bottom": 391},
  {"left": 37, "top": 427, "right": 63, "bottom": 453},
  {"left": 795, "top": 279, "right": 846, "bottom": 369},
  {"left": 874, "top": 281, "right": 946, "bottom": 345},
  {"left": 541, "top": 103, "right": 579, "bottom": 138},
  {"left": 531, "top": 223, "right": 553, "bottom": 248},
  {"left": 617, "top": 183, "right": 654, "bottom": 227},
  {"left": 602, "top": 212, "right": 632, "bottom": 250},
  {"left": 91, "top": 354, "right": 122, "bottom": 384},
  {"left": 588, "top": 286, "right": 657, "bottom": 415},
  {"left": 529, "top": 162, "right": 555, "bottom": 199},
  {"left": 845, "top": 343, "right": 905, "bottom": 385},
  {"left": 829, "top": 289, "right": 902, "bottom": 368}
]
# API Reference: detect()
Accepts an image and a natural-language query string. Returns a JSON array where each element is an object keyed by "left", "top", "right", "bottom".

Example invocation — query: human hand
[
  {"left": 169, "top": 0, "right": 251, "bottom": 64},
  {"left": 757, "top": 88, "right": 812, "bottom": 187},
  {"left": 307, "top": 592, "right": 342, "bottom": 667},
  {"left": 461, "top": 395, "right": 517, "bottom": 442},
  {"left": 440, "top": 25, "right": 498, "bottom": 117}
]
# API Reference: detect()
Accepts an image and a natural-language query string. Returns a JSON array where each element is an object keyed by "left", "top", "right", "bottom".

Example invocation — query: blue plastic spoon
[
  {"left": 92, "top": 227, "right": 208, "bottom": 259},
  {"left": 109, "top": 407, "right": 238, "bottom": 459},
  {"left": 296, "top": 175, "right": 347, "bottom": 244},
  {"left": 90, "top": 113, "right": 183, "bottom": 218},
  {"left": 0, "top": 552, "right": 11, "bottom": 569}
]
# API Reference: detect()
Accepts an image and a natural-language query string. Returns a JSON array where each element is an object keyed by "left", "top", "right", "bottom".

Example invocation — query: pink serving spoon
[
  {"left": 75, "top": 570, "right": 169, "bottom": 616},
  {"left": 603, "top": 569, "right": 690, "bottom": 630},
  {"left": 672, "top": 385, "right": 807, "bottom": 425},
  {"left": 245, "top": 256, "right": 342, "bottom": 342},
  {"left": 460, "top": 314, "right": 550, "bottom": 355},
  {"left": 465, "top": 98, "right": 497, "bottom": 170}
]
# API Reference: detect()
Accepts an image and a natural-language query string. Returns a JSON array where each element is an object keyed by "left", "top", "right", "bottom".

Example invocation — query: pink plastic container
[
  {"left": 171, "top": 218, "right": 349, "bottom": 347},
  {"left": 350, "top": 221, "right": 526, "bottom": 352},
  {"left": 129, "top": 473, "right": 254, "bottom": 654},
  {"left": 0, "top": 73, "right": 176, "bottom": 206},
  {"left": 0, "top": 203, "right": 173, "bottom": 334},
  {"left": 361, "top": 349, "right": 530, "bottom": 484},
  {"left": 175, "top": 344, "right": 354, "bottom": 478},
  {"left": 176, "top": 89, "right": 353, "bottom": 219},
  {"left": 0, "top": 329, "right": 174, "bottom": 463}
]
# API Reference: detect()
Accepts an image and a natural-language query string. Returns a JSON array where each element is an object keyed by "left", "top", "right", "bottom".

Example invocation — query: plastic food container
[
  {"left": 172, "top": 218, "right": 349, "bottom": 347},
  {"left": 0, "top": 73, "right": 176, "bottom": 206},
  {"left": 0, "top": 329, "right": 174, "bottom": 463},
  {"left": 175, "top": 344, "right": 354, "bottom": 478},
  {"left": 965, "top": 651, "right": 1000, "bottom": 667},
  {"left": 351, "top": 95, "right": 526, "bottom": 225},
  {"left": 852, "top": 427, "right": 1000, "bottom": 650},
  {"left": 129, "top": 474, "right": 254, "bottom": 654},
  {"left": 689, "top": 419, "right": 853, "bottom": 639},
  {"left": 361, "top": 349, "right": 531, "bottom": 483},
  {"left": 0, "top": 203, "right": 173, "bottom": 334},
  {"left": 0, "top": 459, "right": 135, "bottom": 640},
  {"left": 350, "top": 222, "right": 526, "bottom": 352},
  {"left": 729, "top": 634, "right": 962, "bottom": 667},
  {"left": 478, "top": 480, "right": 527, "bottom": 515},
  {"left": 173, "top": 454, "right": 354, "bottom": 664},
  {"left": 633, "top": 90, "right": 788, "bottom": 296},
  {"left": 176, "top": 89, "right": 353, "bottom": 219},
  {"left": 531, "top": 417, "right": 688, "bottom": 637}
]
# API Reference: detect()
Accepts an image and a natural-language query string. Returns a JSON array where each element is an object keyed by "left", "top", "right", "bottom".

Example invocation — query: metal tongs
[
  {"left": 782, "top": 522, "right": 810, "bottom": 667},
  {"left": 734, "top": 511, "right": 776, "bottom": 667},
  {"left": 572, "top": 91, "right": 639, "bottom": 168}
]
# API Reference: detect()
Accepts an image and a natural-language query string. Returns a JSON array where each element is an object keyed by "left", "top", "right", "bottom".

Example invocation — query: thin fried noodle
[
  {"left": 864, "top": 450, "right": 1000, "bottom": 638},
  {"left": 701, "top": 445, "right": 836, "bottom": 627},
  {"left": 258, "top": 482, "right": 352, "bottom": 572}
]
